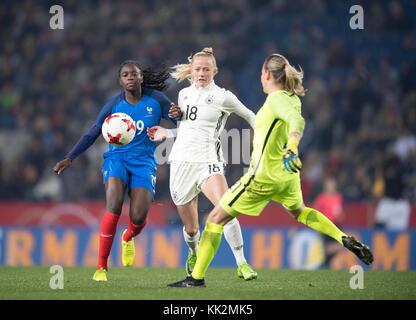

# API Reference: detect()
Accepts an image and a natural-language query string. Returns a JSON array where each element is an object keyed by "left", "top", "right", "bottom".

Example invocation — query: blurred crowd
[{"left": 0, "top": 0, "right": 415, "bottom": 205}]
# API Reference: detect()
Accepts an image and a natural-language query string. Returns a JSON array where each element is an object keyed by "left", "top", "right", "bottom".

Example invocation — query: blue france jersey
[{"left": 95, "top": 88, "right": 173, "bottom": 167}]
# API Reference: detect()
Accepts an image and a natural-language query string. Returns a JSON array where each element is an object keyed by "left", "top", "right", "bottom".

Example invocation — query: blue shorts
[{"left": 102, "top": 157, "right": 157, "bottom": 197}]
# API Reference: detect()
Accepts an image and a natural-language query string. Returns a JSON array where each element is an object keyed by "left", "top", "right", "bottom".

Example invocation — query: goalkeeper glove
[{"left": 282, "top": 137, "right": 302, "bottom": 173}]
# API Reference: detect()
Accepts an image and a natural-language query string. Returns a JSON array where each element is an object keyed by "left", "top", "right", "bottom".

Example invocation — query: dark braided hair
[{"left": 118, "top": 60, "right": 170, "bottom": 91}]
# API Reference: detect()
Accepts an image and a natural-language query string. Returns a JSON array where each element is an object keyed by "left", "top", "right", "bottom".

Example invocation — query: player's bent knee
[
  {"left": 130, "top": 210, "right": 148, "bottom": 225},
  {"left": 208, "top": 205, "right": 232, "bottom": 226},
  {"left": 106, "top": 201, "right": 123, "bottom": 215}
]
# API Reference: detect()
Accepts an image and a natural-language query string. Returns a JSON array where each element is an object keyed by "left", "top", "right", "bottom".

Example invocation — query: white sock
[
  {"left": 183, "top": 227, "right": 200, "bottom": 255},
  {"left": 223, "top": 218, "right": 247, "bottom": 266}
]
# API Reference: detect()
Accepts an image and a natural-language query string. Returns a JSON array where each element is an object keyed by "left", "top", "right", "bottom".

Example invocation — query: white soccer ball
[{"left": 101, "top": 113, "right": 136, "bottom": 146}]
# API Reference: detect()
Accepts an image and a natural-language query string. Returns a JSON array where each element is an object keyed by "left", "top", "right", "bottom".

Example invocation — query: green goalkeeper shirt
[{"left": 246, "top": 90, "right": 305, "bottom": 184}]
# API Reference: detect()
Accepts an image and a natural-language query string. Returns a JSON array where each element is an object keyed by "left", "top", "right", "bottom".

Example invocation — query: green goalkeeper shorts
[{"left": 220, "top": 173, "right": 303, "bottom": 217}]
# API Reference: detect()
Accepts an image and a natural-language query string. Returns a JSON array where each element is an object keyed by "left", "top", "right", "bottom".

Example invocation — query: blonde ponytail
[
  {"left": 171, "top": 47, "right": 217, "bottom": 83},
  {"left": 264, "top": 54, "right": 306, "bottom": 96},
  {"left": 284, "top": 63, "right": 305, "bottom": 97},
  {"left": 170, "top": 60, "right": 192, "bottom": 83}
]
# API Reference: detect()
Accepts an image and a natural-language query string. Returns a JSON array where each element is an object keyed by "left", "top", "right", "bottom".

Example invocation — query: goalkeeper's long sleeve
[{"left": 270, "top": 94, "right": 305, "bottom": 138}]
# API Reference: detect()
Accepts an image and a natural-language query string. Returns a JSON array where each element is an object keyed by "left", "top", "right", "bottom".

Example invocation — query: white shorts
[{"left": 170, "top": 161, "right": 225, "bottom": 205}]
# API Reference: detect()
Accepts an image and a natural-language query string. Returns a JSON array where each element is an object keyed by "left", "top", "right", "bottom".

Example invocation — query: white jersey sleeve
[
  {"left": 223, "top": 91, "right": 256, "bottom": 128},
  {"left": 165, "top": 128, "right": 177, "bottom": 138},
  {"left": 168, "top": 82, "right": 251, "bottom": 163}
]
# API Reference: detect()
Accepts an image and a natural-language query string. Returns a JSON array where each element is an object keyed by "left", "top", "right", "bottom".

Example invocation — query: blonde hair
[
  {"left": 264, "top": 54, "right": 305, "bottom": 96},
  {"left": 171, "top": 47, "right": 218, "bottom": 83}
]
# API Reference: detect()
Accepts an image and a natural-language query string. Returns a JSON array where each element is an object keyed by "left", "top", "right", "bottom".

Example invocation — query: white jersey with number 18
[{"left": 168, "top": 81, "right": 255, "bottom": 163}]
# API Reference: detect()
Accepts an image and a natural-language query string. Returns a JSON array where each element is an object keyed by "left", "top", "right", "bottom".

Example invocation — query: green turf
[{"left": 0, "top": 267, "right": 415, "bottom": 300}]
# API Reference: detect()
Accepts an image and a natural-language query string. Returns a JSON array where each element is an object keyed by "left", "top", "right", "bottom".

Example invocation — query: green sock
[
  {"left": 297, "top": 207, "right": 347, "bottom": 244},
  {"left": 192, "top": 222, "right": 223, "bottom": 280}
]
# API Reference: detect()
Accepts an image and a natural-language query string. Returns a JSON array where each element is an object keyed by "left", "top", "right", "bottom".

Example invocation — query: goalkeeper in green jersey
[{"left": 168, "top": 53, "right": 374, "bottom": 288}]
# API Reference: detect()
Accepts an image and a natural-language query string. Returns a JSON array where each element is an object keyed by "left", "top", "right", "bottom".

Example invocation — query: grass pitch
[{"left": 0, "top": 267, "right": 415, "bottom": 300}]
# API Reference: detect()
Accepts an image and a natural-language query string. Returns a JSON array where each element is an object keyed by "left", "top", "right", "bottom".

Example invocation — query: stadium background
[{"left": 0, "top": 0, "right": 415, "bottom": 271}]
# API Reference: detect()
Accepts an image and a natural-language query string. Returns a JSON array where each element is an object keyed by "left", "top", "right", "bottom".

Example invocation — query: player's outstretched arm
[
  {"left": 224, "top": 91, "right": 256, "bottom": 128},
  {"left": 53, "top": 158, "right": 72, "bottom": 175},
  {"left": 53, "top": 124, "right": 101, "bottom": 175}
]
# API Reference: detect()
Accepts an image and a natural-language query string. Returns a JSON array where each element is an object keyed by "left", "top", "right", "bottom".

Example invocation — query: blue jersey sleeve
[
  {"left": 144, "top": 88, "right": 177, "bottom": 125},
  {"left": 66, "top": 94, "right": 122, "bottom": 160},
  {"left": 66, "top": 125, "right": 101, "bottom": 160}
]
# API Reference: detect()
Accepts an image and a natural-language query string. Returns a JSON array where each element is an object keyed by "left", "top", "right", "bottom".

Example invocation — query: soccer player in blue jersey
[{"left": 53, "top": 61, "right": 180, "bottom": 281}]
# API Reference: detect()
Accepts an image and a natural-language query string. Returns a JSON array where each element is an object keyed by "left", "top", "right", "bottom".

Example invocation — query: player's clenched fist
[
  {"left": 282, "top": 150, "right": 302, "bottom": 173},
  {"left": 53, "top": 158, "right": 72, "bottom": 175},
  {"left": 168, "top": 103, "right": 182, "bottom": 120}
]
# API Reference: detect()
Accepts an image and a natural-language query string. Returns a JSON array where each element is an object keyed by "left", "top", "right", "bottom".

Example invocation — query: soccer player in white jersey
[{"left": 147, "top": 48, "right": 257, "bottom": 280}]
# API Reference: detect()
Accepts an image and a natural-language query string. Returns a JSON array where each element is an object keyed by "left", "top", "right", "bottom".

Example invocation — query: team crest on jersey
[
  {"left": 171, "top": 190, "right": 178, "bottom": 201},
  {"left": 205, "top": 95, "right": 214, "bottom": 104},
  {"left": 147, "top": 106, "right": 153, "bottom": 114}
]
